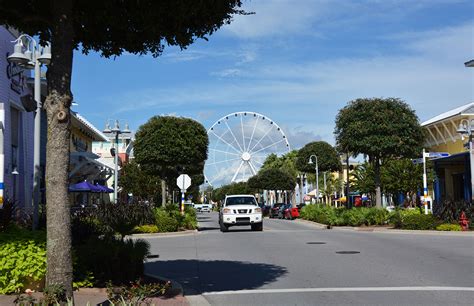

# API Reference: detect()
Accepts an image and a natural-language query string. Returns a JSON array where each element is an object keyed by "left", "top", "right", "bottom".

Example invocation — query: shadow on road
[
  {"left": 197, "top": 216, "right": 212, "bottom": 221},
  {"left": 197, "top": 226, "right": 220, "bottom": 231},
  {"left": 146, "top": 260, "right": 287, "bottom": 294}
]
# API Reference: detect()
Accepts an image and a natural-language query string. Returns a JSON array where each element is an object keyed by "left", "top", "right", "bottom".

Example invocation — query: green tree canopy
[
  {"left": 120, "top": 160, "right": 161, "bottom": 203},
  {"left": 248, "top": 168, "right": 296, "bottom": 191},
  {"left": 261, "top": 151, "right": 299, "bottom": 177},
  {"left": 211, "top": 182, "right": 256, "bottom": 202},
  {"left": 0, "top": 1, "right": 243, "bottom": 297},
  {"left": 353, "top": 158, "right": 434, "bottom": 207},
  {"left": 334, "top": 98, "right": 424, "bottom": 207},
  {"left": 296, "top": 141, "right": 341, "bottom": 173},
  {"left": 134, "top": 116, "right": 209, "bottom": 205}
]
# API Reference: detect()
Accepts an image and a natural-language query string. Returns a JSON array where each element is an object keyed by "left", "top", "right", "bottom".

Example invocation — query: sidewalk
[
  {"left": 0, "top": 276, "right": 189, "bottom": 306},
  {"left": 294, "top": 218, "right": 474, "bottom": 236}
]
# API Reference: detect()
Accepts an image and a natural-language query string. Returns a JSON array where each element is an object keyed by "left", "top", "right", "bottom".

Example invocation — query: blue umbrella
[
  {"left": 95, "top": 184, "right": 114, "bottom": 193},
  {"left": 69, "top": 181, "right": 101, "bottom": 192}
]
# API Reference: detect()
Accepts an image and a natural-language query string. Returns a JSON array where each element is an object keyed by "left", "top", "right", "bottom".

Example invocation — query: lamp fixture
[{"left": 7, "top": 41, "right": 29, "bottom": 65}]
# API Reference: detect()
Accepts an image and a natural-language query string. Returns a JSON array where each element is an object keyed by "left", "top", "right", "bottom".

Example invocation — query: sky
[{"left": 71, "top": 0, "right": 474, "bottom": 149}]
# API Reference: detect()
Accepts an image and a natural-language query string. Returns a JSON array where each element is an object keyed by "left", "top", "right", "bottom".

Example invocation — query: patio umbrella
[
  {"left": 95, "top": 184, "right": 114, "bottom": 193},
  {"left": 69, "top": 181, "right": 102, "bottom": 192}
]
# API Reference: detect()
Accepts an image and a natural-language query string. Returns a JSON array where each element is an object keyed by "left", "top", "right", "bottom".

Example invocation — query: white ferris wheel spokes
[{"left": 204, "top": 112, "right": 290, "bottom": 187}]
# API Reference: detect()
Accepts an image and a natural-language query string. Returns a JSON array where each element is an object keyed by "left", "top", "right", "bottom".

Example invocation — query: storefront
[
  {"left": 0, "top": 27, "right": 34, "bottom": 209},
  {"left": 422, "top": 102, "right": 474, "bottom": 206}
]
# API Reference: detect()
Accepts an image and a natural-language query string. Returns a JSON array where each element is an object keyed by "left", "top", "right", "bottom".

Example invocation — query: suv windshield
[{"left": 225, "top": 196, "right": 257, "bottom": 206}]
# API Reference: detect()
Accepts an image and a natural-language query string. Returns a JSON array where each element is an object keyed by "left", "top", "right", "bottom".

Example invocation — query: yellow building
[
  {"left": 68, "top": 112, "right": 113, "bottom": 205},
  {"left": 421, "top": 102, "right": 473, "bottom": 203}
]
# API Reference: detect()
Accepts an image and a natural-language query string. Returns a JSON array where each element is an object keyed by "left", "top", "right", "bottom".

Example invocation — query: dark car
[
  {"left": 269, "top": 203, "right": 285, "bottom": 218},
  {"left": 259, "top": 203, "right": 271, "bottom": 217},
  {"left": 278, "top": 203, "right": 291, "bottom": 219}
]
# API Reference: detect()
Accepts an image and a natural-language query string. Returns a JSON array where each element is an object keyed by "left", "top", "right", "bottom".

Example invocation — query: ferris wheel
[{"left": 204, "top": 111, "right": 291, "bottom": 187}]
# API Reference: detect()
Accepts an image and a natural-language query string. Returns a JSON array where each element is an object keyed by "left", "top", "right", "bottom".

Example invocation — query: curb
[
  {"left": 296, "top": 219, "right": 474, "bottom": 236},
  {"left": 293, "top": 218, "right": 329, "bottom": 229},
  {"left": 128, "top": 229, "right": 198, "bottom": 239},
  {"left": 144, "top": 273, "right": 184, "bottom": 298}
]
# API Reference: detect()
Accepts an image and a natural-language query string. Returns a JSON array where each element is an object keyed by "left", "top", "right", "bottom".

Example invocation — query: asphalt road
[{"left": 145, "top": 212, "right": 474, "bottom": 306}]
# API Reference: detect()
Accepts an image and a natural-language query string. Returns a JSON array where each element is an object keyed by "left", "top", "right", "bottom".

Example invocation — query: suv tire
[
  {"left": 251, "top": 223, "right": 263, "bottom": 231},
  {"left": 220, "top": 221, "right": 229, "bottom": 232}
]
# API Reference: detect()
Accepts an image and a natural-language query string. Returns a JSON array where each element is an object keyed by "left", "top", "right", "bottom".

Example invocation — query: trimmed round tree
[
  {"left": 296, "top": 141, "right": 342, "bottom": 174},
  {"left": 134, "top": 116, "right": 209, "bottom": 206},
  {"left": 334, "top": 98, "right": 424, "bottom": 208},
  {"left": 248, "top": 168, "right": 296, "bottom": 191},
  {"left": 0, "top": 1, "right": 243, "bottom": 297}
]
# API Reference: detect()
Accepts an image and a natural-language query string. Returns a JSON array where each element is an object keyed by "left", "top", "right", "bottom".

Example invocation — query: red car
[{"left": 284, "top": 204, "right": 300, "bottom": 220}]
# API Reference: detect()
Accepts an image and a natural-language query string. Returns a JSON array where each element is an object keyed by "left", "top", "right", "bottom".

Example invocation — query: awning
[{"left": 69, "top": 151, "right": 115, "bottom": 180}]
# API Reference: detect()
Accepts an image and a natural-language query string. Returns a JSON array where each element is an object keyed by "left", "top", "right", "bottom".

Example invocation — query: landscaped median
[
  {"left": 299, "top": 204, "right": 471, "bottom": 231},
  {"left": 0, "top": 202, "right": 196, "bottom": 304}
]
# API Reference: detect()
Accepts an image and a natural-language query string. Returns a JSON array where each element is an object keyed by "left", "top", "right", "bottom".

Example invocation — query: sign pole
[
  {"left": 422, "top": 149, "right": 428, "bottom": 215},
  {"left": 181, "top": 190, "right": 185, "bottom": 215}
]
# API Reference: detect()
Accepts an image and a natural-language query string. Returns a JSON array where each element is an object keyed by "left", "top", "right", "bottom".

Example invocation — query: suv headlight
[
  {"left": 223, "top": 208, "right": 232, "bottom": 214},
  {"left": 254, "top": 207, "right": 262, "bottom": 213}
]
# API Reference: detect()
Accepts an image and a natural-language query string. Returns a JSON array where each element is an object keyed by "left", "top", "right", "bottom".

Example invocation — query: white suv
[{"left": 219, "top": 195, "right": 263, "bottom": 232}]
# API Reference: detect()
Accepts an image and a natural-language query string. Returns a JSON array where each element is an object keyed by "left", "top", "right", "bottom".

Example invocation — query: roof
[
  {"left": 465, "top": 59, "right": 474, "bottom": 67},
  {"left": 421, "top": 102, "right": 474, "bottom": 126},
  {"left": 71, "top": 112, "right": 109, "bottom": 142}
]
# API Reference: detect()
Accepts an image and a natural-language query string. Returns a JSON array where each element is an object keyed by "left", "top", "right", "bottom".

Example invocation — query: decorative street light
[
  {"left": 456, "top": 119, "right": 474, "bottom": 202},
  {"left": 104, "top": 120, "right": 130, "bottom": 203},
  {"left": 8, "top": 34, "right": 51, "bottom": 229},
  {"left": 308, "top": 155, "right": 319, "bottom": 204}
]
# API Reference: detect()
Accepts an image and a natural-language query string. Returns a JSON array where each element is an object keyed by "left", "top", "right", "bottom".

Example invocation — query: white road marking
[{"left": 202, "top": 287, "right": 474, "bottom": 296}]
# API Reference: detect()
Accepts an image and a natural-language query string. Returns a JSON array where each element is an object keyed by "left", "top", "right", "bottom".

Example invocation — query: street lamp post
[
  {"left": 103, "top": 120, "right": 130, "bottom": 203},
  {"left": 456, "top": 119, "right": 474, "bottom": 202},
  {"left": 308, "top": 155, "right": 319, "bottom": 204},
  {"left": 8, "top": 35, "right": 51, "bottom": 229}
]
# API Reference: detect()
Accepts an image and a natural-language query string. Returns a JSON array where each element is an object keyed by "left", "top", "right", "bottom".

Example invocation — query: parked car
[
  {"left": 284, "top": 205, "right": 300, "bottom": 220},
  {"left": 259, "top": 202, "right": 271, "bottom": 217},
  {"left": 278, "top": 203, "right": 291, "bottom": 219},
  {"left": 269, "top": 203, "right": 285, "bottom": 218}
]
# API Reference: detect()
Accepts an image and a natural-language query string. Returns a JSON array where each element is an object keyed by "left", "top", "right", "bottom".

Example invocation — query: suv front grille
[{"left": 238, "top": 209, "right": 248, "bottom": 214}]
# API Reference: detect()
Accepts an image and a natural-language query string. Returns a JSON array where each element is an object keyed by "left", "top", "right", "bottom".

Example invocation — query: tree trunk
[
  {"left": 161, "top": 179, "right": 166, "bottom": 206},
  {"left": 374, "top": 158, "right": 382, "bottom": 208},
  {"left": 45, "top": 0, "right": 74, "bottom": 300}
]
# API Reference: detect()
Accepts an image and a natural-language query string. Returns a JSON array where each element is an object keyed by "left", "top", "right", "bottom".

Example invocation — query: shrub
[
  {"left": 0, "top": 226, "right": 46, "bottom": 294},
  {"left": 154, "top": 209, "right": 179, "bottom": 232},
  {"left": 182, "top": 214, "right": 198, "bottom": 230},
  {"left": 301, "top": 205, "right": 338, "bottom": 225},
  {"left": 399, "top": 214, "right": 440, "bottom": 230},
  {"left": 134, "top": 224, "right": 159, "bottom": 233},
  {"left": 94, "top": 202, "right": 155, "bottom": 239},
  {"left": 388, "top": 208, "right": 421, "bottom": 228},
  {"left": 365, "top": 208, "right": 389, "bottom": 226},
  {"left": 74, "top": 237, "right": 150, "bottom": 286},
  {"left": 339, "top": 208, "right": 367, "bottom": 226},
  {"left": 153, "top": 205, "right": 197, "bottom": 232},
  {"left": 436, "top": 223, "right": 462, "bottom": 231},
  {"left": 0, "top": 199, "right": 15, "bottom": 231}
]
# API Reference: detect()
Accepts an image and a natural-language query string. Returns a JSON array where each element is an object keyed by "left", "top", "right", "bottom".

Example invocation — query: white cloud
[
  {"left": 211, "top": 68, "right": 242, "bottom": 78},
  {"left": 107, "top": 22, "right": 473, "bottom": 145},
  {"left": 225, "top": 0, "right": 322, "bottom": 39}
]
